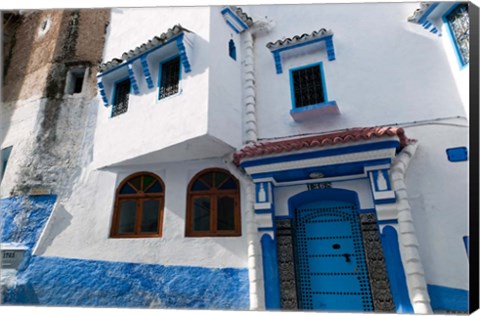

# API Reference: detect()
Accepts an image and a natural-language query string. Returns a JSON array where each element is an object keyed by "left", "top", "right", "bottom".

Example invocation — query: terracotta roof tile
[{"left": 233, "top": 127, "right": 410, "bottom": 165}]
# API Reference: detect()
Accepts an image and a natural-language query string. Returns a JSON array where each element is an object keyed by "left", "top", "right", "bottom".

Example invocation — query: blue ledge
[
  {"left": 127, "top": 64, "right": 140, "bottom": 95},
  {"left": 446, "top": 147, "right": 468, "bottom": 162},
  {"left": 270, "top": 35, "right": 335, "bottom": 74},
  {"left": 221, "top": 7, "right": 249, "bottom": 34},
  {"left": 290, "top": 100, "right": 339, "bottom": 122},
  {"left": 97, "top": 79, "right": 109, "bottom": 106}
]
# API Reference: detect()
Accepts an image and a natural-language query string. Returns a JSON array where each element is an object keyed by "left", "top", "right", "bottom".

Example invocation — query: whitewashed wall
[
  {"left": 0, "top": 99, "right": 45, "bottom": 196},
  {"left": 402, "top": 121, "right": 469, "bottom": 290},
  {"left": 35, "top": 158, "right": 249, "bottom": 269},
  {"left": 244, "top": 3, "right": 465, "bottom": 139},
  {"left": 94, "top": 8, "right": 212, "bottom": 168}
]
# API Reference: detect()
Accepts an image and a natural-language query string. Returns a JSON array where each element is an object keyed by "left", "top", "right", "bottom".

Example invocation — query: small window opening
[
  {"left": 159, "top": 57, "right": 180, "bottom": 100},
  {"left": 41, "top": 20, "right": 48, "bottom": 31},
  {"left": 229, "top": 39, "right": 236, "bottom": 61},
  {"left": 65, "top": 66, "right": 87, "bottom": 95},
  {"left": 1, "top": 146, "right": 13, "bottom": 183},
  {"left": 291, "top": 64, "right": 326, "bottom": 108},
  {"left": 112, "top": 78, "right": 131, "bottom": 117}
]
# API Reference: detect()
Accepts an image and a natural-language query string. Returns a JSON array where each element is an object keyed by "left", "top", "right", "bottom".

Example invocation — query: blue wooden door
[{"left": 293, "top": 200, "right": 373, "bottom": 311}]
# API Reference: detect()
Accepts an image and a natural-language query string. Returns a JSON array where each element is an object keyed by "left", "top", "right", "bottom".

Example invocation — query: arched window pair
[{"left": 110, "top": 169, "right": 240, "bottom": 238}]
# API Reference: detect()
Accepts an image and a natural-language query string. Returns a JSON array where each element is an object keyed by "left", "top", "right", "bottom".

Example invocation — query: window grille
[
  {"left": 159, "top": 57, "right": 180, "bottom": 100},
  {"left": 112, "top": 79, "right": 130, "bottom": 117},
  {"left": 292, "top": 65, "right": 325, "bottom": 108},
  {"left": 446, "top": 3, "right": 469, "bottom": 65}
]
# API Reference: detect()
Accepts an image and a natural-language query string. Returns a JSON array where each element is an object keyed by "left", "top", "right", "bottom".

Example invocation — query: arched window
[
  {"left": 186, "top": 168, "right": 241, "bottom": 237},
  {"left": 111, "top": 172, "right": 165, "bottom": 238},
  {"left": 229, "top": 39, "right": 236, "bottom": 61}
]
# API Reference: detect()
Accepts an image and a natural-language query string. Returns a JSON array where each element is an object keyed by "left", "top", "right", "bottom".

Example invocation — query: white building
[{"left": 0, "top": 2, "right": 473, "bottom": 313}]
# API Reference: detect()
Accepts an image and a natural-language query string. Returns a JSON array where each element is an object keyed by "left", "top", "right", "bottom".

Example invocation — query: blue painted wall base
[
  {"left": 4, "top": 256, "right": 249, "bottom": 309},
  {"left": 1, "top": 195, "right": 249, "bottom": 309},
  {"left": 427, "top": 284, "right": 468, "bottom": 312}
]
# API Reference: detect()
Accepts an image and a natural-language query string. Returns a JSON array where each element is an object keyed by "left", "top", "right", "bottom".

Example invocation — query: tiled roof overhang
[
  {"left": 266, "top": 28, "right": 333, "bottom": 51},
  {"left": 98, "top": 24, "right": 191, "bottom": 74},
  {"left": 233, "top": 127, "right": 410, "bottom": 166}
]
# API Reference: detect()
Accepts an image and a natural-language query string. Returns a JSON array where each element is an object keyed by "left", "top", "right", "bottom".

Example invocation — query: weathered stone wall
[{"left": 1, "top": 9, "right": 110, "bottom": 196}]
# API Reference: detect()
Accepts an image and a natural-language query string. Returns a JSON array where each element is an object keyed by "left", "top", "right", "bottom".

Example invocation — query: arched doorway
[
  {"left": 275, "top": 188, "right": 395, "bottom": 312},
  {"left": 293, "top": 200, "right": 373, "bottom": 311}
]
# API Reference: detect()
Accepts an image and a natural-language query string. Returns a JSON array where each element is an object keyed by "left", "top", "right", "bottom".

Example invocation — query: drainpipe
[
  {"left": 242, "top": 30, "right": 257, "bottom": 144},
  {"left": 224, "top": 155, "right": 259, "bottom": 310},
  {"left": 242, "top": 18, "right": 273, "bottom": 145},
  {"left": 390, "top": 141, "right": 432, "bottom": 314}
]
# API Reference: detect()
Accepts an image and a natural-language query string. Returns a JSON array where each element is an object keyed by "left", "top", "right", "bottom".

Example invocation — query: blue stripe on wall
[
  {"left": 380, "top": 226, "right": 413, "bottom": 313},
  {"left": 261, "top": 234, "right": 281, "bottom": 309},
  {"left": 4, "top": 256, "right": 249, "bottom": 309},
  {"left": 427, "top": 284, "right": 468, "bottom": 312}
]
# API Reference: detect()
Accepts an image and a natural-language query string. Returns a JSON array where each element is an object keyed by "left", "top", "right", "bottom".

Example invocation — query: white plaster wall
[
  {"left": 273, "top": 178, "right": 374, "bottom": 217},
  {"left": 244, "top": 3, "right": 465, "bottom": 139},
  {"left": 36, "top": 158, "right": 248, "bottom": 269},
  {"left": 0, "top": 98, "right": 46, "bottom": 196},
  {"left": 94, "top": 7, "right": 213, "bottom": 168},
  {"left": 207, "top": 7, "right": 243, "bottom": 149},
  {"left": 401, "top": 120, "right": 469, "bottom": 290}
]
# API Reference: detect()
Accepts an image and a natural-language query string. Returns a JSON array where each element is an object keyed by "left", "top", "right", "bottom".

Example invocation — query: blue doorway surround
[{"left": 270, "top": 188, "right": 395, "bottom": 312}]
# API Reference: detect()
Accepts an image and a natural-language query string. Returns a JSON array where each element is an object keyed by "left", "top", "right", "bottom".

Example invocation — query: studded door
[{"left": 293, "top": 201, "right": 374, "bottom": 311}]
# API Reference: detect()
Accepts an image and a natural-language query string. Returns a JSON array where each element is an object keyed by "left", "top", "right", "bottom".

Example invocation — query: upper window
[
  {"left": 111, "top": 78, "right": 131, "bottom": 117},
  {"left": 445, "top": 3, "right": 469, "bottom": 66},
  {"left": 290, "top": 63, "right": 327, "bottom": 108},
  {"left": 186, "top": 168, "right": 241, "bottom": 237},
  {"left": 158, "top": 56, "right": 181, "bottom": 100},
  {"left": 229, "top": 39, "right": 237, "bottom": 61},
  {"left": 110, "top": 172, "right": 165, "bottom": 238}
]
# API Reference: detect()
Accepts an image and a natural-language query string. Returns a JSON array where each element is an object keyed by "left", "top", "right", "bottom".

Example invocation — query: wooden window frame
[
  {"left": 185, "top": 168, "right": 241, "bottom": 237},
  {"left": 110, "top": 172, "right": 165, "bottom": 238}
]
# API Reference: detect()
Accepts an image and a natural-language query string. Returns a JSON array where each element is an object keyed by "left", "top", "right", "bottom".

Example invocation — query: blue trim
[
  {"left": 358, "top": 208, "right": 375, "bottom": 214},
  {"left": 288, "top": 188, "right": 360, "bottom": 218},
  {"left": 97, "top": 34, "right": 184, "bottom": 78},
  {"left": 140, "top": 56, "right": 154, "bottom": 89},
  {"left": 427, "top": 284, "right": 468, "bottom": 312},
  {"left": 250, "top": 159, "right": 392, "bottom": 183},
  {"left": 442, "top": 3, "right": 469, "bottom": 69},
  {"left": 380, "top": 226, "right": 414, "bottom": 313},
  {"left": 377, "top": 219, "right": 398, "bottom": 225},
  {"left": 97, "top": 79, "right": 109, "bottom": 106},
  {"left": 275, "top": 215, "right": 292, "bottom": 220},
  {"left": 261, "top": 234, "right": 281, "bottom": 309},
  {"left": 463, "top": 236, "right": 469, "bottom": 257},
  {"left": 271, "top": 35, "right": 334, "bottom": 74},
  {"left": 157, "top": 55, "right": 182, "bottom": 101},
  {"left": 241, "top": 140, "right": 400, "bottom": 169},
  {"left": 175, "top": 35, "right": 191, "bottom": 73},
  {"left": 374, "top": 198, "right": 397, "bottom": 205},
  {"left": 221, "top": 8, "right": 249, "bottom": 32},
  {"left": 289, "top": 61, "right": 328, "bottom": 108},
  {"left": 446, "top": 147, "right": 468, "bottom": 162},
  {"left": 258, "top": 227, "right": 274, "bottom": 232},
  {"left": 225, "top": 20, "right": 241, "bottom": 34},
  {"left": 229, "top": 39, "right": 237, "bottom": 61},
  {"left": 418, "top": 3, "right": 440, "bottom": 24},
  {"left": 127, "top": 64, "right": 140, "bottom": 95},
  {"left": 255, "top": 209, "right": 273, "bottom": 215}
]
